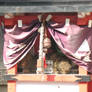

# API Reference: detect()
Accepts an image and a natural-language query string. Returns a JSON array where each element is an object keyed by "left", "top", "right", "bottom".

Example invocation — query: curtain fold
[
  {"left": 3, "top": 20, "right": 41, "bottom": 69},
  {"left": 47, "top": 22, "right": 92, "bottom": 73}
]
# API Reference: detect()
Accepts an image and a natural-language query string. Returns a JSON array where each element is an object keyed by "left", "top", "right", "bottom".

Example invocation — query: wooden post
[
  {"left": 36, "top": 23, "right": 44, "bottom": 74},
  {"left": 8, "top": 65, "right": 17, "bottom": 92},
  {"left": 79, "top": 66, "right": 88, "bottom": 92}
]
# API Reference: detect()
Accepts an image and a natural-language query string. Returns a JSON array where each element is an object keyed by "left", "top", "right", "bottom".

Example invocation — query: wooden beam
[
  {"left": 79, "top": 66, "right": 88, "bottom": 92},
  {"left": 8, "top": 81, "right": 16, "bottom": 92},
  {"left": 5, "top": 74, "right": 90, "bottom": 82},
  {"left": 0, "top": 5, "right": 91, "bottom": 13},
  {"left": 88, "top": 80, "right": 92, "bottom": 92},
  {"left": 2, "top": 13, "right": 92, "bottom": 27},
  {"left": 8, "top": 65, "right": 17, "bottom": 92},
  {"left": 79, "top": 82, "right": 88, "bottom": 92}
]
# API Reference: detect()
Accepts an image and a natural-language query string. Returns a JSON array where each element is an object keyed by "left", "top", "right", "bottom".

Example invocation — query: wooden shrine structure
[{"left": 1, "top": 0, "right": 92, "bottom": 92}]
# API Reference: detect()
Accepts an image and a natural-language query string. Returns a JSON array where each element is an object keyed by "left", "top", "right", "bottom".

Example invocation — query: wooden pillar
[
  {"left": 79, "top": 66, "right": 88, "bottom": 92},
  {"left": 8, "top": 64, "right": 17, "bottom": 92}
]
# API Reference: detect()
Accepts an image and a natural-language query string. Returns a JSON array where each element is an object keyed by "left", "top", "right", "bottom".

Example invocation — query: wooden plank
[
  {"left": 5, "top": 74, "right": 90, "bottom": 82},
  {"left": 54, "top": 75, "right": 81, "bottom": 82}
]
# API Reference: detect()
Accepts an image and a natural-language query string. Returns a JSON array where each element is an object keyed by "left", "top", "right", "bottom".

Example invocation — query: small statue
[{"left": 53, "top": 59, "right": 72, "bottom": 74}]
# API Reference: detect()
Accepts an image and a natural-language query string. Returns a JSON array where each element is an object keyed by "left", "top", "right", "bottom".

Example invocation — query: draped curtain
[
  {"left": 47, "top": 21, "right": 92, "bottom": 73},
  {"left": 3, "top": 19, "right": 92, "bottom": 73},
  {"left": 3, "top": 20, "right": 41, "bottom": 69}
]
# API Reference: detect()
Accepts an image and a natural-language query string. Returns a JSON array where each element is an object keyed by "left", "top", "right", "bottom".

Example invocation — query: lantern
[{"left": 43, "top": 37, "right": 51, "bottom": 49}]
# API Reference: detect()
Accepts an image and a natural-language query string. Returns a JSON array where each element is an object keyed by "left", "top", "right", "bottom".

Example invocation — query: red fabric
[
  {"left": 1, "top": 13, "right": 92, "bottom": 27},
  {"left": 43, "top": 55, "right": 47, "bottom": 68},
  {"left": 51, "top": 13, "right": 77, "bottom": 24},
  {"left": 1, "top": 13, "right": 77, "bottom": 26}
]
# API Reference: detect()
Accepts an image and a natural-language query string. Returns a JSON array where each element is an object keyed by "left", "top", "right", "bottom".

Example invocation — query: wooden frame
[
  {"left": 7, "top": 65, "right": 90, "bottom": 92},
  {"left": 6, "top": 13, "right": 92, "bottom": 92},
  {"left": 6, "top": 74, "right": 90, "bottom": 82}
]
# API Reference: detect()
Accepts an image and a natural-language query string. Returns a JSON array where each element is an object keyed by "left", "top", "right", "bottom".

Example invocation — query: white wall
[{"left": 16, "top": 82, "right": 79, "bottom": 92}]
